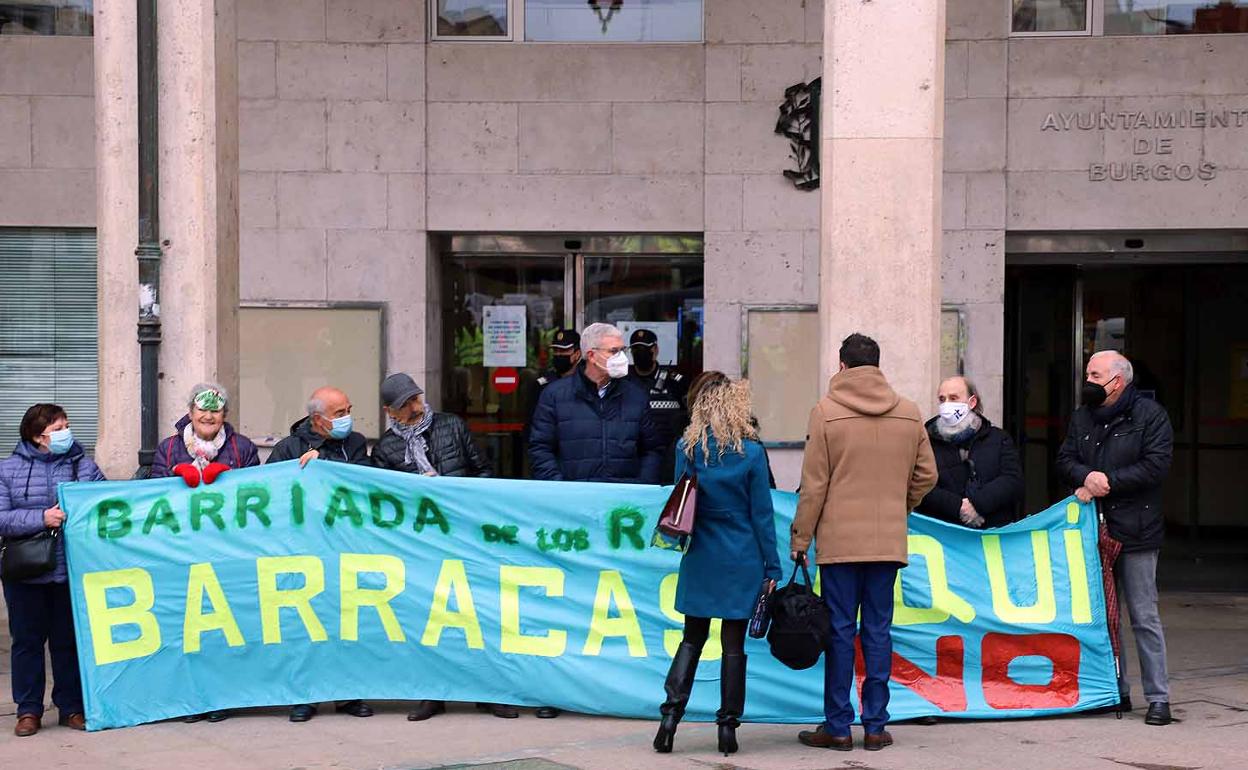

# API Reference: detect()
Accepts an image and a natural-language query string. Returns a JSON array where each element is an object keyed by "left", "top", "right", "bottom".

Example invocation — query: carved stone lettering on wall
[
  {"left": 776, "top": 77, "right": 821, "bottom": 191},
  {"left": 1040, "top": 108, "right": 1248, "bottom": 182}
]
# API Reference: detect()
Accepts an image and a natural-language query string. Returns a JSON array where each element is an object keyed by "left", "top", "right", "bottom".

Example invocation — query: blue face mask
[
  {"left": 48, "top": 428, "right": 74, "bottom": 455},
  {"left": 328, "top": 415, "right": 353, "bottom": 440}
]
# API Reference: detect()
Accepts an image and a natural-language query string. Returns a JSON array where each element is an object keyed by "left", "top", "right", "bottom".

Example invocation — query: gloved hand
[
  {"left": 171, "top": 464, "right": 201, "bottom": 488},
  {"left": 201, "top": 462, "right": 231, "bottom": 485}
]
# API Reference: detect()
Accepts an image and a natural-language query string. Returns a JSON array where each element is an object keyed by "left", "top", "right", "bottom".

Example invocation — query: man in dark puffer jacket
[
  {"left": 1057, "top": 350, "right": 1174, "bottom": 727},
  {"left": 371, "top": 373, "right": 541, "bottom": 721},
  {"left": 372, "top": 373, "right": 490, "bottom": 478},
  {"left": 916, "top": 376, "right": 1024, "bottom": 529},
  {"left": 528, "top": 322, "right": 663, "bottom": 484}
]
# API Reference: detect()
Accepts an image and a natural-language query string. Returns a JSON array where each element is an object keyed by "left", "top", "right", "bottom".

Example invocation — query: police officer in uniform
[
  {"left": 522, "top": 329, "right": 582, "bottom": 448},
  {"left": 628, "top": 328, "right": 688, "bottom": 484}
]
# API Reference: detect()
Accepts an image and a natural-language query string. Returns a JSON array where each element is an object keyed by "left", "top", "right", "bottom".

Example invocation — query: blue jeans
[
  {"left": 820, "top": 562, "right": 899, "bottom": 736},
  {"left": 2, "top": 579, "right": 83, "bottom": 717}
]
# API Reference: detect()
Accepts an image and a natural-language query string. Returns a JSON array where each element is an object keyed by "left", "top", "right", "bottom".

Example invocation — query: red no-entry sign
[{"left": 491, "top": 367, "right": 519, "bottom": 394}]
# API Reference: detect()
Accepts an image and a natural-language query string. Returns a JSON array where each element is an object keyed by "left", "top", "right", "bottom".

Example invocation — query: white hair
[
  {"left": 306, "top": 395, "right": 326, "bottom": 416},
  {"left": 1090, "top": 350, "right": 1134, "bottom": 385},
  {"left": 187, "top": 382, "right": 229, "bottom": 409},
  {"left": 580, "top": 322, "right": 623, "bottom": 356}
]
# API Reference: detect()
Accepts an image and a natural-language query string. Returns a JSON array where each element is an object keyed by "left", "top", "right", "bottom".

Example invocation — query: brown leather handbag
[{"left": 657, "top": 472, "right": 698, "bottom": 537}]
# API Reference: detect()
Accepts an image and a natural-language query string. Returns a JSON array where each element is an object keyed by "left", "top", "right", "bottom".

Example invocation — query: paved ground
[{"left": 1, "top": 592, "right": 1245, "bottom": 770}]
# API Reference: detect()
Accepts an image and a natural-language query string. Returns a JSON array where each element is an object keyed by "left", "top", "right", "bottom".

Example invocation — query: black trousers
[{"left": 3, "top": 579, "right": 83, "bottom": 717}]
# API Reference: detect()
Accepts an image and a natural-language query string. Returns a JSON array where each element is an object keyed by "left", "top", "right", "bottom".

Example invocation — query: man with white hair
[
  {"left": 528, "top": 322, "right": 663, "bottom": 484},
  {"left": 1057, "top": 350, "right": 1174, "bottom": 726}
]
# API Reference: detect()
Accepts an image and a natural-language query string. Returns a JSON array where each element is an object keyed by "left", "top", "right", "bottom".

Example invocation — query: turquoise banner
[{"left": 59, "top": 461, "right": 1119, "bottom": 731}]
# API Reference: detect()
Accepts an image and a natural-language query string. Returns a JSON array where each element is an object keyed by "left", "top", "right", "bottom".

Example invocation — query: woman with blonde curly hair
[{"left": 653, "top": 371, "right": 782, "bottom": 757}]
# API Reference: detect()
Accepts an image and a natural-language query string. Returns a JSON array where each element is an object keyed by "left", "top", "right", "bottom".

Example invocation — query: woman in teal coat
[{"left": 654, "top": 371, "right": 783, "bottom": 757}]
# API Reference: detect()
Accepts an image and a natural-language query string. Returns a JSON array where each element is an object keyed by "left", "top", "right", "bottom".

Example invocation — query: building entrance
[
  {"left": 1005, "top": 233, "right": 1248, "bottom": 590},
  {"left": 434, "top": 234, "right": 704, "bottom": 479}
]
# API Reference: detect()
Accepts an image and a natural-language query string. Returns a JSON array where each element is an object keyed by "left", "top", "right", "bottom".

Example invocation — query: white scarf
[{"left": 182, "top": 422, "right": 226, "bottom": 472}]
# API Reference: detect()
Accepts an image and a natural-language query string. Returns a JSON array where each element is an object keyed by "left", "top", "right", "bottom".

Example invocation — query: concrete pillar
[
  {"left": 94, "top": 0, "right": 239, "bottom": 478},
  {"left": 819, "top": 0, "right": 945, "bottom": 410},
  {"left": 94, "top": 0, "right": 140, "bottom": 479}
]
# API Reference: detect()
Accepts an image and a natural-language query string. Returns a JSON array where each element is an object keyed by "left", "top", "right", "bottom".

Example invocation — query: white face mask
[
  {"left": 938, "top": 401, "right": 971, "bottom": 426},
  {"left": 605, "top": 351, "right": 630, "bottom": 379}
]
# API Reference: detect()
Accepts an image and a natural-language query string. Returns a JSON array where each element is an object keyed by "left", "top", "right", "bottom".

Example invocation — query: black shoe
[
  {"left": 335, "top": 700, "right": 373, "bottom": 718},
  {"left": 1145, "top": 702, "right": 1172, "bottom": 726},
  {"left": 535, "top": 707, "right": 561, "bottom": 719},
  {"left": 476, "top": 702, "right": 520, "bottom": 719},
  {"left": 654, "top": 641, "right": 701, "bottom": 753},
  {"left": 716, "top": 652, "right": 747, "bottom": 756},
  {"left": 289, "top": 704, "right": 317, "bottom": 722},
  {"left": 407, "top": 700, "right": 446, "bottom": 721},
  {"left": 1120, "top": 695, "right": 1133, "bottom": 712},
  {"left": 206, "top": 710, "right": 230, "bottom": 723},
  {"left": 182, "top": 713, "right": 206, "bottom": 723}
]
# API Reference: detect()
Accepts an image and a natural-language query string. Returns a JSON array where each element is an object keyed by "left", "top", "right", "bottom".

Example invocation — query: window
[
  {"left": 1012, "top": 0, "right": 1248, "bottom": 35},
  {"left": 1012, "top": 0, "right": 1090, "bottom": 34},
  {"left": 432, "top": 0, "right": 703, "bottom": 41},
  {"left": 526, "top": 0, "right": 702, "bottom": 42},
  {"left": 0, "top": 228, "right": 98, "bottom": 450},
  {"left": 435, "top": 0, "right": 509, "bottom": 39},
  {"left": 0, "top": 1, "right": 92, "bottom": 36},
  {"left": 1105, "top": 0, "right": 1248, "bottom": 35}
]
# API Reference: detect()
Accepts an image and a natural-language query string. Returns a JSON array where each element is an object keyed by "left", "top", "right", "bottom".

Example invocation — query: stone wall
[{"left": 0, "top": 36, "right": 95, "bottom": 226}]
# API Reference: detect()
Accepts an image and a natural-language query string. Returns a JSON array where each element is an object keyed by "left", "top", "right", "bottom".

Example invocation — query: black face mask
[
  {"left": 1081, "top": 379, "right": 1110, "bottom": 407},
  {"left": 632, "top": 347, "right": 656, "bottom": 372},
  {"left": 551, "top": 355, "right": 575, "bottom": 375}
]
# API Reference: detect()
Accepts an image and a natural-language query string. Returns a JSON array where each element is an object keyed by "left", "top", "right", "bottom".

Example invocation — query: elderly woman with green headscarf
[
  {"left": 152, "top": 383, "right": 261, "bottom": 487},
  {"left": 150, "top": 382, "right": 260, "bottom": 723}
]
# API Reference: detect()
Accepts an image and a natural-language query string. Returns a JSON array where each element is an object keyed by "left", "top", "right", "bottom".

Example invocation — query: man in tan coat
[{"left": 789, "top": 333, "right": 937, "bottom": 752}]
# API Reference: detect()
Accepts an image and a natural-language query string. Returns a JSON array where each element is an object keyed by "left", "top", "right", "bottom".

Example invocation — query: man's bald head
[
  {"left": 937, "top": 376, "right": 980, "bottom": 413},
  {"left": 307, "top": 387, "right": 352, "bottom": 436}
]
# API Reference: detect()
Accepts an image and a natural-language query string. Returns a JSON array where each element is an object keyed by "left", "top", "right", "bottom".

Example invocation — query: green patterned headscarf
[{"left": 193, "top": 389, "right": 226, "bottom": 412}]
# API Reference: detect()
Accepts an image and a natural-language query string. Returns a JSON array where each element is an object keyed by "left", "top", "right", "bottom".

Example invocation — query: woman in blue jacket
[
  {"left": 0, "top": 403, "right": 106, "bottom": 737},
  {"left": 654, "top": 372, "right": 783, "bottom": 757}
]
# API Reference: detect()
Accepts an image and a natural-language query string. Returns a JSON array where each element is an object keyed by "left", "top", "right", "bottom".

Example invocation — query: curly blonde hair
[{"left": 682, "top": 371, "right": 758, "bottom": 463}]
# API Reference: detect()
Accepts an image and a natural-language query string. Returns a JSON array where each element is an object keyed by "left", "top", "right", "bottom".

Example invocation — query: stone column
[
  {"left": 819, "top": 0, "right": 945, "bottom": 409},
  {"left": 94, "top": 0, "right": 140, "bottom": 480},
  {"left": 93, "top": 0, "right": 239, "bottom": 478}
]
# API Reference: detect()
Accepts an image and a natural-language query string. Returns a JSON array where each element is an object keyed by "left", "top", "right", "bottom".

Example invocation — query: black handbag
[
  {"left": 766, "top": 556, "right": 831, "bottom": 670},
  {"left": 0, "top": 528, "right": 60, "bottom": 581}
]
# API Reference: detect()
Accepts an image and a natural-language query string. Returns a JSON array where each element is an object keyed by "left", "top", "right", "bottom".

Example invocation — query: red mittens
[
  {"left": 171, "top": 464, "right": 201, "bottom": 488},
  {"left": 201, "top": 462, "right": 230, "bottom": 485}
]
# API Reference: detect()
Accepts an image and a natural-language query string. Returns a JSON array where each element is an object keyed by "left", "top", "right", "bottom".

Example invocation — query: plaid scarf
[{"left": 389, "top": 409, "right": 436, "bottom": 475}]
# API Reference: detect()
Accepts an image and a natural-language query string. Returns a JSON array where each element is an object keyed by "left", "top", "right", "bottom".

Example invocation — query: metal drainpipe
[{"left": 133, "top": 0, "right": 162, "bottom": 478}]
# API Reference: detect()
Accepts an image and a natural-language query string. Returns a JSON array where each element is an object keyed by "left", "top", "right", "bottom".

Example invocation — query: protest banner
[{"left": 59, "top": 461, "right": 1118, "bottom": 730}]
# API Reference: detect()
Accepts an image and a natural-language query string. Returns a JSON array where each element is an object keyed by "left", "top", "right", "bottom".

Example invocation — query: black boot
[
  {"left": 716, "top": 653, "right": 746, "bottom": 756},
  {"left": 654, "top": 642, "right": 701, "bottom": 753}
]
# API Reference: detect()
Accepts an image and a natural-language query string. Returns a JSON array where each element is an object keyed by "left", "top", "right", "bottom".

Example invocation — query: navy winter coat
[
  {"left": 151, "top": 415, "right": 261, "bottom": 478},
  {"left": 915, "top": 416, "right": 1025, "bottom": 529},
  {"left": 528, "top": 364, "right": 663, "bottom": 484},
  {"left": 0, "top": 441, "right": 105, "bottom": 584},
  {"left": 674, "top": 435, "right": 783, "bottom": 619},
  {"left": 1056, "top": 386, "right": 1173, "bottom": 552}
]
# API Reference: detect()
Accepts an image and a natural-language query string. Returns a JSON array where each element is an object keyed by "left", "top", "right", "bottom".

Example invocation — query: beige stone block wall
[
  {"left": 942, "top": 0, "right": 1006, "bottom": 425},
  {"left": 238, "top": 0, "right": 430, "bottom": 406},
  {"left": 0, "top": 37, "right": 95, "bottom": 226}
]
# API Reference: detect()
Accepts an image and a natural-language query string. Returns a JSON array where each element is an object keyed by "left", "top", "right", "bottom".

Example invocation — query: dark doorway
[{"left": 1006, "top": 252, "right": 1248, "bottom": 591}]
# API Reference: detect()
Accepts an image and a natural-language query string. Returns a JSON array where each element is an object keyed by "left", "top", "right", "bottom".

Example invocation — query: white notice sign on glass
[{"left": 483, "top": 305, "right": 527, "bottom": 367}]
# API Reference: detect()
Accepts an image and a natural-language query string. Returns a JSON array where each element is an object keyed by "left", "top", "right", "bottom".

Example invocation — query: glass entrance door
[
  {"left": 437, "top": 234, "right": 705, "bottom": 479},
  {"left": 1006, "top": 262, "right": 1248, "bottom": 589}
]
